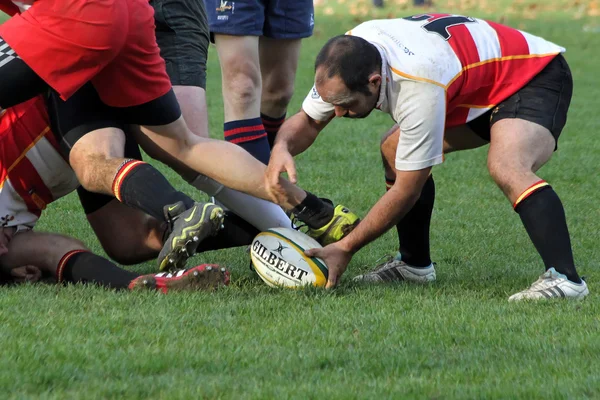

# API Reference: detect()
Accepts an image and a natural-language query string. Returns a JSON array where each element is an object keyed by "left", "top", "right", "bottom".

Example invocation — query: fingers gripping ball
[{"left": 250, "top": 228, "right": 328, "bottom": 288}]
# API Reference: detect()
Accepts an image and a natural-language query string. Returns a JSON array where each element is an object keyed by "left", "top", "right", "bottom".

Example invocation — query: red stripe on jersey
[
  {"left": 422, "top": 13, "right": 480, "bottom": 67},
  {"left": 446, "top": 25, "right": 481, "bottom": 68},
  {"left": 1, "top": 98, "right": 51, "bottom": 185},
  {"left": 8, "top": 156, "right": 54, "bottom": 214},
  {"left": 445, "top": 55, "right": 558, "bottom": 128},
  {"left": 487, "top": 21, "right": 529, "bottom": 57}
]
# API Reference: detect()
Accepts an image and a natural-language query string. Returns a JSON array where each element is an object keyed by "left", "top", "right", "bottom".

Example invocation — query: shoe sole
[
  {"left": 160, "top": 265, "right": 230, "bottom": 293},
  {"left": 131, "top": 266, "right": 230, "bottom": 293},
  {"left": 159, "top": 204, "right": 225, "bottom": 271},
  {"left": 129, "top": 276, "right": 158, "bottom": 290}
]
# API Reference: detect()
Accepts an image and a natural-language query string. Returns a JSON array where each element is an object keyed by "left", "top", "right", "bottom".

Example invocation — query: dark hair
[{"left": 315, "top": 35, "right": 382, "bottom": 96}]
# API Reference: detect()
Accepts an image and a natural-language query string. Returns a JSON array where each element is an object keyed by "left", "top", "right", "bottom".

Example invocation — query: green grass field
[{"left": 2, "top": 2, "right": 600, "bottom": 398}]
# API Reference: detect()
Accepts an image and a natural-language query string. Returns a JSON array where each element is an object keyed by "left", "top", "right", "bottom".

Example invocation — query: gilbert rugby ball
[{"left": 250, "top": 227, "right": 328, "bottom": 288}]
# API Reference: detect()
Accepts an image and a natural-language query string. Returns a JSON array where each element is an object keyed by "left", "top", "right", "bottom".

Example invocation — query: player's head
[{"left": 314, "top": 35, "right": 382, "bottom": 119}]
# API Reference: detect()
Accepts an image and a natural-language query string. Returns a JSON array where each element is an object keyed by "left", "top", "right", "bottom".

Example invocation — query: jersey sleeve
[
  {"left": 394, "top": 81, "right": 446, "bottom": 171},
  {"left": 301, "top": 85, "right": 335, "bottom": 122}
]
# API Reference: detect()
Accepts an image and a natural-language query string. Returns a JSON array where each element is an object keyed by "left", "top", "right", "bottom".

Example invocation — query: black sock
[
  {"left": 261, "top": 113, "right": 286, "bottom": 149},
  {"left": 113, "top": 160, "right": 194, "bottom": 221},
  {"left": 57, "top": 250, "right": 139, "bottom": 289},
  {"left": 196, "top": 212, "right": 260, "bottom": 252},
  {"left": 291, "top": 192, "right": 334, "bottom": 229},
  {"left": 395, "top": 175, "right": 434, "bottom": 267},
  {"left": 515, "top": 185, "right": 581, "bottom": 283}
]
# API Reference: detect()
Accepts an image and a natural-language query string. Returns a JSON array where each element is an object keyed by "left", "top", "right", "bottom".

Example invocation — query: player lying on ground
[
  {"left": 0, "top": 97, "right": 271, "bottom": 291},
  {"left": 0, "top": 0, "right": 359, "bottom": 271},
  {"left": 266, "top": 15, "right": 589, "bottom": 300},
  {"left": 0, "top": 229, "right": 230, "bottom": 293}
]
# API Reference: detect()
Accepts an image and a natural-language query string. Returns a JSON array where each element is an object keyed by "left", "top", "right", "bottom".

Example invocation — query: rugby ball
[{"left": 250, "top": 227, "right": 328, "bottom": 288}]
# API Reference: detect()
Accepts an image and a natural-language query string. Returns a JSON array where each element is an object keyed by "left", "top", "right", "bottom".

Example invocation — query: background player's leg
[
  {"left": 214, "top": 34, "right": 271, "bottom": 164},
  {"left": 258, "top": 37, "right": 302, "bottom": 147},
  {"left": 152, "top": 0, "right": 211, "bottom": 140},
  {"left": 150, "top": 0, "right": 293, "bottom": 230}
]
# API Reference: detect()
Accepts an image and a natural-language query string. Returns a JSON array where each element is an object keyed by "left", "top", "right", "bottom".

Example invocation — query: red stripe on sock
[
  {"left": 224, "top": 124, "right": 264, "bottom": 137},
  {"left": 228, "top": 133, "right": 268, "bottom": 144},
  {"left": 513, "top": 180, "right": 549, "bottom": 209},
  {"left": 56, "top": 249, "right": 88, "bottom": 283},
  {"left": 385, "top": 178, "right": 395, "bottom": 191},
  {"left": 112, "top": 160, "right": 145, "bottom": 202}
]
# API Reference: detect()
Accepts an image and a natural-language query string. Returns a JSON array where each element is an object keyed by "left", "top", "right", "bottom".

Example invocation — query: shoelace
[{"left": 361, "top": 254, "right": 395, "bottom": 274}]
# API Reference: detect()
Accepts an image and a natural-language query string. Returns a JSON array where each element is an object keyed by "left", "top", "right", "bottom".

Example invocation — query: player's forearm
[
  {"left": 273, "top": 110, "right": 327, "bottom": 156},
  {"left": 338, "top": 187, "right": 420, "bottom": 254},
  {"left": 338, "top": 168, "right": 432, "bottom": 254}
]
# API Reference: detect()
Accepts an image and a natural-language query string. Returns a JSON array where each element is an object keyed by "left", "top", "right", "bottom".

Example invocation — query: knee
[
  {"left": 221, "top": 58, "right": 261, "bottom": 104},
  {"left": 262, "top": 82, "right": 294, "bottom": 112},
  {"left": 487, "top": 158, "right": 516, "bottom": 195},
  {"left": 103, "top": 219, "right": 162, "bottom": 265},
  {"left": 70, "top": 155, "right": 105, "bottom": 193}
]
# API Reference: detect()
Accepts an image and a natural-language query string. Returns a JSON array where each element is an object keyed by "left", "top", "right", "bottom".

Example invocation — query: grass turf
[{"left": 1, "top": 2, "right": 600, "bottom": 398}]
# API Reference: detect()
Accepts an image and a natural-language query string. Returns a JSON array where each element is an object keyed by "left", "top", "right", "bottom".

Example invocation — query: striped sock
[
  {"left": 224, "top": 117, "right": 270, "bottom": 164},
  {"left": 112, "top": 159, "right": 194, "bottom": 221},
  {"left": 261, "top": 113, "right": 286, "bottom": 149},
  {"left": 514, "top": 181, "right": 581, "bottom": 283}
]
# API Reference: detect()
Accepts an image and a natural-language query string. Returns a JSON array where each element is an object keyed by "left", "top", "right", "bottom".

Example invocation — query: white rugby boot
[
  {"left": 508, "top": 268, "right": 589, "bottom": 301},
  {"left": 353, "top": 253, "right": 436, "bottom": 284}
]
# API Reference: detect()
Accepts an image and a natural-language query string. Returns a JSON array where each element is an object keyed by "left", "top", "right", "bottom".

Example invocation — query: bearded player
[{"left": 266, "top": 15, "right": 589, "bottom": 300}]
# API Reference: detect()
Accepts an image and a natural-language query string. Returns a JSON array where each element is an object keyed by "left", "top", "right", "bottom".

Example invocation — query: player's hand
[
  {"left": 305, "top": 242, "right": 353, "bottom": 289},
  {"left": 10, "top": 265, "right": 42, "bottom": 283},
  {"left": 265, "top": 145, "right": 298, "bottom": 200}
]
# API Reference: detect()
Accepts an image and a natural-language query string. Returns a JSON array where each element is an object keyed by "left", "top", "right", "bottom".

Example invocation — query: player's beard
[{"left": 343, "top": 92, "right": 379, "bottom": 119}]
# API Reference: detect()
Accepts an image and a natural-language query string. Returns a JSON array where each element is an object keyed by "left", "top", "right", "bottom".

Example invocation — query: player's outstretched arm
[{"left": 306, "top": 167, "right": 432, "bottom": 288}]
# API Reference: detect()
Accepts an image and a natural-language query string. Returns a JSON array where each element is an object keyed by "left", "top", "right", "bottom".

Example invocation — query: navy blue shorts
[{"left": 205, "top": 0, "right": 314, "bottom": 39}]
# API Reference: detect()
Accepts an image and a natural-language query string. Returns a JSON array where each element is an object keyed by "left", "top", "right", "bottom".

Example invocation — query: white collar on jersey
[{"left": 372, "top": 43, "right": 390, "bottom": 114}]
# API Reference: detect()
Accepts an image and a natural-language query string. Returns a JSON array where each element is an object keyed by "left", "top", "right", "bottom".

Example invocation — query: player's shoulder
[{"left": 350, "top": 19, "right": 458, "bottom": 87}]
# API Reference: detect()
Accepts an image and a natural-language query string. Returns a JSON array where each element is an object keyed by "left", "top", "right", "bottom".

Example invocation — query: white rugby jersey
[
  {"left": 302, "top": 15, "right": 565, "bottom": 171},
  {"left": 0, "top": 97, "right": 79, "bottom": 230}
]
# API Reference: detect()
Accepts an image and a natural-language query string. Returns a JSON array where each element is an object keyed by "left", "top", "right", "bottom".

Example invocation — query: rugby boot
[
  {"left": 158, "top": 201, "right": 224, "bottom": 271},
  {"left": 304, "top": 199, "right": 360, "bottom": 246},
  {"left": 353, "top": 253, "right": 436, "bottom": 283},
  {"left": 129, "top": 264, "right": 230, "bottom": 293},
  {"left": 508, "top": 268, "right": 588, "bottom": 301}
]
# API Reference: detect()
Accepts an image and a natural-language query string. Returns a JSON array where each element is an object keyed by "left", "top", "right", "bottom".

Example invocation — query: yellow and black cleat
[
  {"left": 157, "top": 202, "right": 225, "bottom": 271},
  {"left": 307, "top": 204, "right": 360, "bottom": 246}
]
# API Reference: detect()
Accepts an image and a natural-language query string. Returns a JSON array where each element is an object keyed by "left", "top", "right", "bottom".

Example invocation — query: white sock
[{"left": 189, "top": 174, "right": 291, "bottom": 231}]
